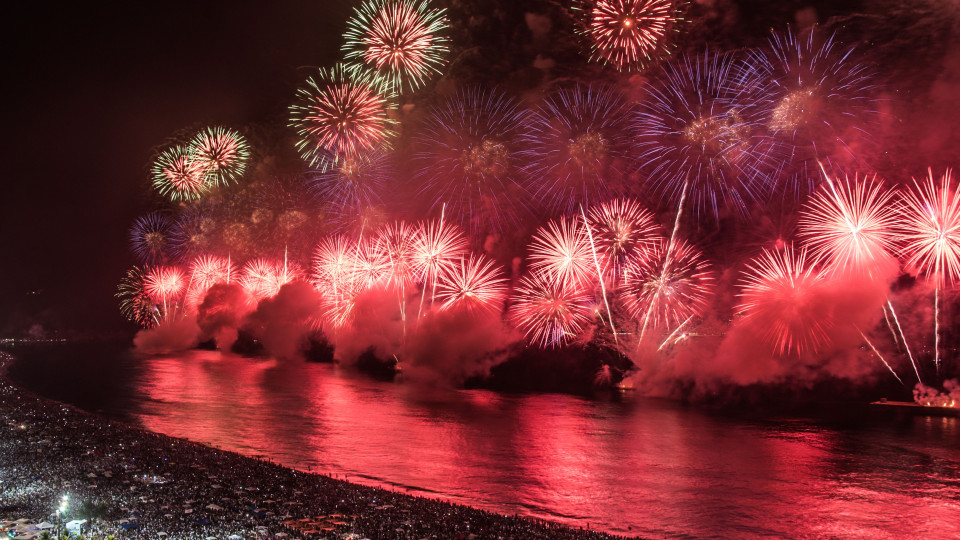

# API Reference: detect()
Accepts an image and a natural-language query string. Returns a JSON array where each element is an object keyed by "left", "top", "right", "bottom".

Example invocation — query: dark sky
[
  {"left": 1, "top": 0, "right": 958, "bottom": 335},
  {"left": 2, "top": 2, "right": 354, "bottom": 333}
]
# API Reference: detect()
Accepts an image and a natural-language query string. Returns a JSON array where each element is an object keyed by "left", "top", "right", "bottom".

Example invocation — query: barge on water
[{"left": 870, "top": 399, "right": 960, "bottom": 417}]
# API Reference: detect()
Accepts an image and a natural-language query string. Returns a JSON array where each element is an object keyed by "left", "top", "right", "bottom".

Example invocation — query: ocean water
[{"left": 8, "top": 343, "right": 960, "bottom": 538}]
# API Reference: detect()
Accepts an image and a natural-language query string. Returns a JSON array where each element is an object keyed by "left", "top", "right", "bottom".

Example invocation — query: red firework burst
[
  {"left": 240, "top": 258, "right": 304, "bottom": 302},
  {"left": 342, "top": 0, "right": 449, "bottom": 93},
  {"left": 737, "top": 246, "right": 830, "bottom": 356},
  {"left": 436, "top": 255, "right": 508, "bottom": 315},
  {"left": 798, "top": 172, "right": 899, "bottom": 277},
  {"left": 528, "top": 217, "right": 595, "bottom": 288},
  {"left": 144, "top": 266, "right": 186, "bottom": 304},
  {"left": 619, "top": 239, "right": 712, "bottom": 331},
  {"left": 186, "top": 255, "right": 236, "bottom": 307},
  {"left": 578, "top": 0, "right": 682, "bottom": 71},
  {"left": 289, "top": 65, "right": 394, "bottom": 167},
  {"left": 152, "top": 145, "right": 210, "bottom": 202},
  {"left": 897, "top": 169, "right": 960, "bottom": 287},
  {"left": 509, "top": 271, "right": 593, "bottom": 347},
  {"left": 374, "top": 221, "right": 418, "bottom": 289},
  {"left": 586, "top": 198, "right": 662, "bottom": 283},
  {"left": 189, "top": 126, "right": 250, "bottom": 186},
  {"left": 412, "top": 219, "right": 468, "bottom": 287}
]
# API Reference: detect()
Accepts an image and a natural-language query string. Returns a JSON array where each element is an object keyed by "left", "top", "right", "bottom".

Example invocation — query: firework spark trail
[
  {"left": 375, "top": 221, "right": 419, "bottom": 338},
  {"left": 858, "top": 328, "right": 904, "bottom": 385},
  {"left": 859, "top": 333, "right": 905, "bottom": 387},
  {"left": 881, "top": 301, "right": 898, "bottom": 348},
  {"left": 886, "top": 300, "right": 921, "bottom": 383},
  {"left": 658, "top": 314, "right": 692, "bottom": 351},
  {"left": 144, "top": 266, "right": 186, "bottom": 321},
  {"left": 587, "top": 198, "right": 660, "bottom": 284},
  {"left": 580, "top": 206, "right": 617, "bottom": 343},
  {"left": 638, "top": 179, "right": 688, "bottom": 343},
  {"left": 413, "top": 205, "right": 468, "bottom": 320}
]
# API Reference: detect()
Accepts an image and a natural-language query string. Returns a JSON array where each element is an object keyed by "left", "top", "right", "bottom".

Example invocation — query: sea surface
[{"left": 8, "top": 342, "right": 960, "bottom": 539}]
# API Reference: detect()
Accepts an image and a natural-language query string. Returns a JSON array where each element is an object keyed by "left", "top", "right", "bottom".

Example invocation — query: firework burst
[
  {"left": 169, "top": 205, "right": 217, "bottom": 262},
  {"left": 528, "top": 217, "right": 595, "bottom": 288},
  {"left": 524, "top": 84, "right": 636, "bottom": 212},
  {"left": 574, "top": 0, "right": 683, "bottom": 72},
  {"left": 240, "top": 258, "right": 304, "bottom": 302},
  {"left": 509, "top": 271, "right": 593, "bottom": 347},
  {"left": 412, "top": 219, "right": 468, "bottom": 288},
  {"left": 897, "top": 169, "right": 960, "bottom": 286},
  {"left": 144, "top": 266, "right": 187, "bottom": 321},
  {"left": 413, "top": 88, "right": 532, "bottom": 233},
  {"left": 619, "top": 238, "right": 713, "bottom": 331},
  {"left": 129, "top": 212, "right": 173, "bottom": 265},
  {"left": 748, "top": 28, "right": 878, "bottom": 193},
  {"left": 186, "top": 255, "right": 236, "bottom": 307},
  {"left": 117, "top": 266, "right": 160, "bottom": 328},
  {"left": 797, "top": 171, "right": 899, "bottom": 276},
  {"left": 374, "top": 221, "right": 418, "bottom": 289},
  {"left": 289, "top": 65, "right": 395, "bottom": 168},
  {"left": 586, "top": 198, "right": 662, "bottom": 283},
  {"left": 308, "top": 148, "right": 390, "bottom": 227},
  {"left": 312, "top": 235, "right": 359, "bottom": 294},
  {"left": 436, "top": 254, "right": 508, "bottom": 315},
  {"left": 342, "top": 0, "right": 449, "bottom": 94},
  {"left": 634, "top": 50, "right": 774, "bottom": 219},
  {"left": 737, "top": 246, "right": 829, "bottom": 356},
  {"left": 189, "top": 126, "right": 251, "bottom": 187},
  {"left": 152, "top": 144, "right": 210, "bottom": 202}
]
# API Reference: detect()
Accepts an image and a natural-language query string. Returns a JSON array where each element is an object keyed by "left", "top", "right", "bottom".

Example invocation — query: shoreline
[{"left": 0, "top": 351, "right": 637, "bottom": 540}]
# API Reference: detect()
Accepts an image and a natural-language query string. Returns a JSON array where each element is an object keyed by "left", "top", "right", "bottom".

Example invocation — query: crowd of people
[{"left": 1, "top": 352, "right": 636, "bottom": 539}]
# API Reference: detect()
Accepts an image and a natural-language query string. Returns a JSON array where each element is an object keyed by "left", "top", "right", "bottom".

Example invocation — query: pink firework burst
[
  {"left": 240, "top": 258, "right": 304, "bottom": 302},
  {"left": 577, "top": 0, "right": 682, "bottom": 72},
  {"left": 412, "top": 219, "right": 468, "bottom": 287},
  {"left": 144, "top": 266, "right": 186, "bottom": 304},
  {"left": 436, "top": 254, "right": 508, "bottom": 315},
  {"left": 508, "top": 271, "right": 593, "bottom": 347},
  {"left": 798, "top": 172, "right": 899, "bottom": 276},
  {"left": 897, "top": 169, "right": 960, "bottom": 287},
  {"left": 312, "top": 236, "right": 359, "bottom": 294},
  {"left": 528, "top": 217, "right": 595, "bottom": 288},
  {"left": 737, "top": 246, "right": 830, "bottom": 356},
  {"left": 619, "top": 239, "right": 713, "bottom": 331},
  {"left": 374, "top": 221, "right": 418, "bottom": 289},
  {"left": 586, "top": 198, "right": 662, "bottom": 283},
  {"left": 186, "top": 255, "right": 236, "bottom": 307}
]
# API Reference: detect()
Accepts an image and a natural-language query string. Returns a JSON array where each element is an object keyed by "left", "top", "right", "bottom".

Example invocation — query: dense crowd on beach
[{"left": 0, "top": 352, "right": 637, "bottom": 540}]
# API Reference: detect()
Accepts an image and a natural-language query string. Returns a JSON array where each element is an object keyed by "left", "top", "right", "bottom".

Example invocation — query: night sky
[
  {"left": 2, "top": 0, "right": 958, "bottom": 335},
  {"left": 2, "top": 2, "right": 353, "bottom": 334}
]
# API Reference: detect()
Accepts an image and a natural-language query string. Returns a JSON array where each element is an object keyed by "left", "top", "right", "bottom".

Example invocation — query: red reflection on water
[{"left": 136, "top": 353, "right": 960, "bottom": 538}]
